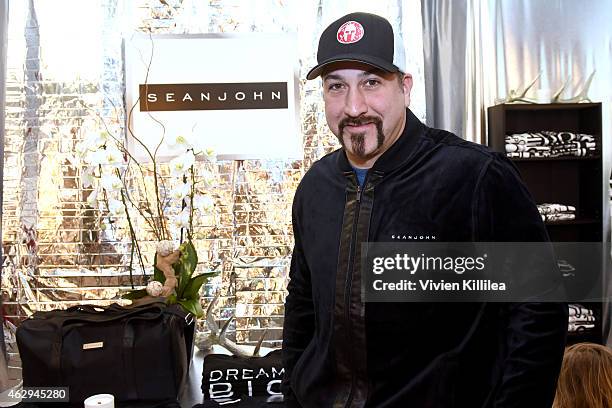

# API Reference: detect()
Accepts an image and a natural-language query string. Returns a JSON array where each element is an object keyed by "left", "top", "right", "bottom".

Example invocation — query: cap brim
[{"left": 306, "top": 54, "right": 400, "bottom": 80}]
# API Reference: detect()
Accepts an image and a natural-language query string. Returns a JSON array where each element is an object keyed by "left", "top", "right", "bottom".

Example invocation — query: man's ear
[{"left": 402, "top": 73, "right": 413, "bottom": 107}]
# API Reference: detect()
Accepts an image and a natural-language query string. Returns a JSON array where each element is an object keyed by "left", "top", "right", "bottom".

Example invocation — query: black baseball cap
[{"left": 307, "top": 12, "right": 406, "bottom": 80}]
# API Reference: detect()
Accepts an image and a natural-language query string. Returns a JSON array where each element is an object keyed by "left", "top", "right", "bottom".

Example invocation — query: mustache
[{"left": 339, "top": 115, "right": 382, "bottom": 132}]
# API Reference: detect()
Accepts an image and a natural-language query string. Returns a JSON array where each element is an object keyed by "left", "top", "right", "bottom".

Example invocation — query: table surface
[
  {"left": 4, "top": 346, "right": 278, "bottom": 408},
  {"left": 181, "top": 348, "right": 206, "bottom": 407}
]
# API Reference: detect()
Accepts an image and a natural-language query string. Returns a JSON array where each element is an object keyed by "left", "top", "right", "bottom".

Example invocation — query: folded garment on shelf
[
  {"left": 568, "top": 323, "right": 596, "bottom": 332},
  {"left": 541, "top": 213, "right": 576, "bottom": 222},
  {"left": 537, "top": 203, "right": 576, "bottom": 222},
  {"left": 569, "top": 315, "right": 596, "bottom": 323},
  {"left": 567, "top": 304, "right": 596, "bottom": 333},
  {"left": 505, "top": 131, "right": 597, "bottom": 158},
  {"left": 538, "top": 203, "right": 576, "bottom": 215},
  {"left": 568, "top": 304, "right": 594, "bottom": 317}
]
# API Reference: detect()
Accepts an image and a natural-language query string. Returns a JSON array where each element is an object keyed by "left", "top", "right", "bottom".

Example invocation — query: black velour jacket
[{"left": 281, "top": 109, "right": 567, "bottom": 408}]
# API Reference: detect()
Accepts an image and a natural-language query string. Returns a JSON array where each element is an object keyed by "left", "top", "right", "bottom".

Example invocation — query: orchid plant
[{"left": 77, "top": 129, "right": 217, "bottom": 318}]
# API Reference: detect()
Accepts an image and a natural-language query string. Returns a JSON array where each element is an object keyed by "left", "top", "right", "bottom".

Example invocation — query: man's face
[{"left": 322, "top": 62, "right": 413, "bottom": 167}]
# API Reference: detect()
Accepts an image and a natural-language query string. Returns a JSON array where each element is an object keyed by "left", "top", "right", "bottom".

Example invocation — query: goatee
[{"left": 337, "top": 116, "right": 385, "bottom": 159}]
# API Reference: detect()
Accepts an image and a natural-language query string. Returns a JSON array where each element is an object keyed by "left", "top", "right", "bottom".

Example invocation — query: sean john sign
[
  {"left": 124, "top": 33, "right": 300, "bottom": 160},
  {"left": 140, "top": 82, "right": 288, "bottom": 111}
]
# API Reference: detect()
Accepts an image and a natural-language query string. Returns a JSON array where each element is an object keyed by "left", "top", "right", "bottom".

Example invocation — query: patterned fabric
[
  {"left": 567, "top": 304, "right": 596, "bottom": 333},
  {"left": 505, "top": 131, "right": 597, "bottom": 158},
  {"left": 537, "top": 203, "right": 576, "bottom": 222}
]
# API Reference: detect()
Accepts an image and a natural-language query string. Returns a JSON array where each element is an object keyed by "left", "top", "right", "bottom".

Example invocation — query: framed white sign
[{"left": 123, "top": 33, "right": 301, "bottom": 161}]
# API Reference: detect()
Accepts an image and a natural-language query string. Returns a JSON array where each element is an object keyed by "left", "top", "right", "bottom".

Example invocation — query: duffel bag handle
[
  {"left": 66, "top": 304, "right": 106, "bottom": 313},
  {"left": 60, "top": 304, "right": 167, "bottom": 326},
  {"left": 66, "top": 301, "right": 166, "bottom": 315}
]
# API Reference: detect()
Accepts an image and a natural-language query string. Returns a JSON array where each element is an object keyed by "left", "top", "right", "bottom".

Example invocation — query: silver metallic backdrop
[
  {"left": 0, "top": 0, "right": 425, "bottom": 379},
  {"left": 422, "top": 0, "right": 612, "bottom": 344},
  {"left": 421, "top": 0, "right": 466, "bottom": 139},
  {"left": 1, "top": 0, "right": 9, "bottom": 392}
]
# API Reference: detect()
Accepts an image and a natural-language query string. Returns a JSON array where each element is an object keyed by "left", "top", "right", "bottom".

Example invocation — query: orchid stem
[{"left": 121, "top": 189, "right": 145, "bottom": 287}]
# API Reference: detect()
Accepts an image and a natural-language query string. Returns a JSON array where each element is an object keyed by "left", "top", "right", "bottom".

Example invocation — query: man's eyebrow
[
  {"left": 322, "top": 74, "right": 343, "bottom": 81},
  {"left": 360, "top": 68, "right": 385, "bottom": 77},
  {"left": 323, "top": 69, "right": 384, "bottom": 81}
]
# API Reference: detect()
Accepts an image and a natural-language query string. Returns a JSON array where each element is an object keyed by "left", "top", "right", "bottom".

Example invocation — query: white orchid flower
[
  {"left": 200, "top": 169, "right": 216, "bottom": 187},
  {"left": 169, "top": 151, "right": 196, "bottom": 177},
  {"left": 80, "top": 131, "right": 109, "bottom": 153},
  {"left": 172, "top": 208, "right": 191, "bottom": 229},
  {"left": 100, "top": 164, "right": 118, "bottom": 177},
  {"left": 202, "top": 148, "right": 216, "bottom": 162},
  {"left": 86, "top": 189, "right": 98, "bottom": 207},
  {"left": 175, "top": 133, "right": 210, "bottom": 152},
  {"left": 100, "top": 145, "right": 124, "bottom": 166},
  {"left": 90, "top": 131, "right": 109, "bottom": 147},
  {"left": 167, "top": 134, "right": 192, "bottom": 150},
  {"left": 83, "top": 149, "right": 101, "bottom": 165},
  {"left": 101, "top": 173, "right": 123, "bottom": 192},
  {"left": 107, "top": 198, "right": 125, "bottom": 216},
  {"left": 170, "top": 182, "right": 192, "bottom": 201},
  {"left": 84, "top": 144, "right": 123, "bottom": 167},
  {"left": 82, "top": 167, "right": 96, "bottom": 188},
  {"left": 194, "top": 194, "right": 214, "bottom": 212}
]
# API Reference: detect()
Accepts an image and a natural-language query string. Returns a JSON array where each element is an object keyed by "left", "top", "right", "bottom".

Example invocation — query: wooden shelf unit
[{"left": 487, "top": 103, "right": 604, "bottom": 345}]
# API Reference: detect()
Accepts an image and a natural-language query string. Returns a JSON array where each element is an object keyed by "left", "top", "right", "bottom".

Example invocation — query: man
[{"left": 282, "top": 12, "right": 567, "bottom": 408}]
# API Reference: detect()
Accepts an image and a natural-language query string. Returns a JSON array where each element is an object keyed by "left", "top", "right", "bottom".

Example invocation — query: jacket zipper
[{"left": 345, "top": 181, "right": 362, "bottom": 407}]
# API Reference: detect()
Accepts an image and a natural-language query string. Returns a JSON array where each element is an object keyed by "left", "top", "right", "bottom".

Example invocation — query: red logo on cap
[{"left": 337, "top": 21, "right": 364, "bottom": 44}]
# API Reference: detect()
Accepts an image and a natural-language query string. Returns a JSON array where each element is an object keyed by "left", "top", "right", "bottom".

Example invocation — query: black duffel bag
[{"left": 16, "top": 301, "right": 194, "bottom": 403}]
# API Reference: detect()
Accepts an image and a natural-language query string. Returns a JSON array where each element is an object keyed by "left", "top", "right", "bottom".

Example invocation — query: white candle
[{"left": 84, "top": 394, "right": 114, "bottom": 408}]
